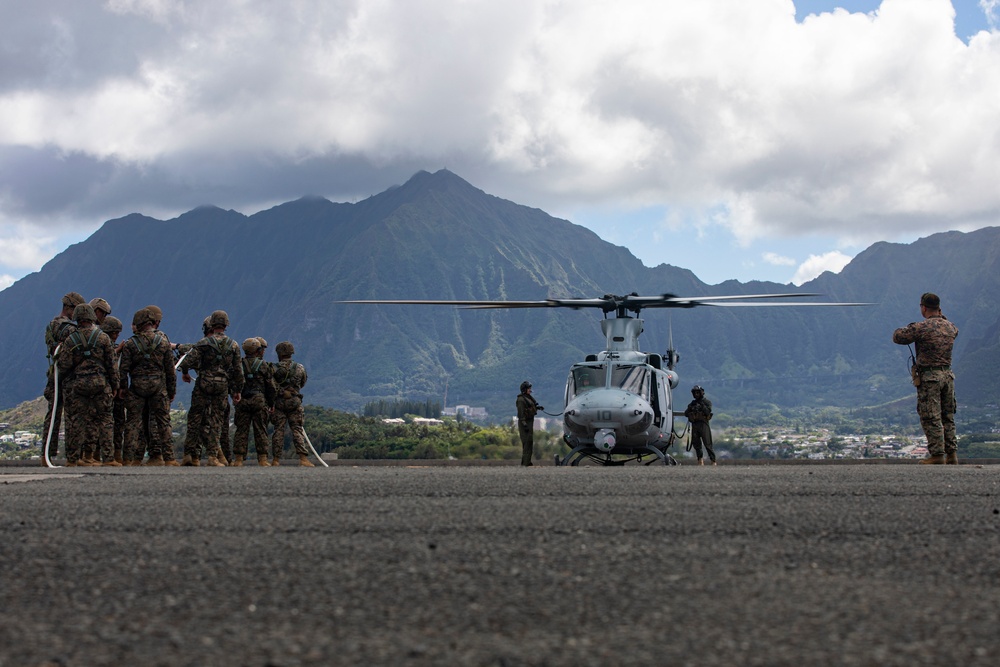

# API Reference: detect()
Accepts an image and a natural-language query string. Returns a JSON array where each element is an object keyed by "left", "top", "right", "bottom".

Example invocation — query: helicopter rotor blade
[
  {"left": 338, "top": 293, "right": 872, "bottom": 310},
  {"left": 338, "top": 298, "right": 614, "bottom": 310}
]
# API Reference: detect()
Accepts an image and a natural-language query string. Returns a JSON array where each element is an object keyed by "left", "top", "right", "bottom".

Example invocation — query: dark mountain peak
[
  {"left": 390, "top": 169, "right": 485, "bottom": 201},
  {"left": 172, "top": 205, "right": 246, "bottom": 222}
]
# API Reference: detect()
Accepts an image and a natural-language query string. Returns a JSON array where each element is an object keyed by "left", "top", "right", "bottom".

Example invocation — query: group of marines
[{"left": 43, "top": 292, "right": 315, "bottom": 468}]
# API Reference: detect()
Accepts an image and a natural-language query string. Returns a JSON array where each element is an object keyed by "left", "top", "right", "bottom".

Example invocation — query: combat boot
[
  {"left": 946, "top": 452, "right": 959, "bottom": 465},
  {"left": 257, "top": 455, "right": 270, "bottom": 467},
  {"left": 102, "top": 459, "right": 123, "bottom": 467},
  {"left": 164, "top": 458, "right": 180, "bottom": 467},
  {"left": 271, "top": 458, "right": 281, "bottom": 467},
  {"left": 232, "top": 455, "right": 244, "bottom": 467},
  {"left": 207, "top": 456, "right": 226, "bottom": 467},
  {"left": 920, "top": 454, "right": 946, "bottom": 464},
  {"left": 144, "top": 454, "right": 164, "bottom": 467},
  {"left": 181, "top": 454, "right": 194, "bottom": 466},
  {"left": 81, "top": 454, "right": 97, "bottom": 466},
  {"left": 114, "top": 453, "right": 124, "bottom": 465},
  {"left": 298, "top": 454, "right": 315, "bottom": 467}
]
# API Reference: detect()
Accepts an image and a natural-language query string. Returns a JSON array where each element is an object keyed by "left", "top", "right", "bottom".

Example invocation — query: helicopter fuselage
[{"left": 559, "top": 318, "right": 680, "bottom": 464}]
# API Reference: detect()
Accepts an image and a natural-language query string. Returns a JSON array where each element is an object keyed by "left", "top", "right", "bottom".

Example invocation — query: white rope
[
  {"left": 174, "top": 351, "right": 190, "bottom": 371},
  {"left": 302, "top": 428, "right": 329, "bottom": 467},
  {"left": 43, "top": 345, "right": 62, "bottom": 468}
]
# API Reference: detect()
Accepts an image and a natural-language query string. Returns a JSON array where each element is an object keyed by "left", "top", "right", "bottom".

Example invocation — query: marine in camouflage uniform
[
  {"left": 232, "top": 338, "right": 276, "bottom": 466},
  {"left": 119, "top": 308, "right": 177, "bottom": 466},
  {"left": 515, "top": 381, "right": 541, "bottom": 466},
  {"left": 56, "top": 304, "right": 119, "bottom": 466},
  {"left": 179, "top": 310, "right": 243, "bottom": 466},
  {"left": 144, "top": 305, "right": 180, "bottom": 465},
  {"left": 893, "top": 292, "right": 959, "bottom": 464},
  {"left": 684, "top": 385, "right": 716, "bottom": 465},
  {"left": 269, "top": 341, "right": 313, "bottom": 466},
  {"left": 101, "top": 315, "right": 126, "bottom": 464},
  {"left": 42, "top": 292, "right": 85, "bottom": 463}
]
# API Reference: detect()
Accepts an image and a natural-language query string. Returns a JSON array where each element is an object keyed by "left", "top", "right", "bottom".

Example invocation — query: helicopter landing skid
[{"left": 557, "top": 444, "right": 678, "bottom": 467}]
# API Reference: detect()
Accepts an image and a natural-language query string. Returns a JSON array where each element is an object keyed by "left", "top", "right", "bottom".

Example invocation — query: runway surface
[{"left": 1, "top": 464, "right": 999, "bottom": 666}]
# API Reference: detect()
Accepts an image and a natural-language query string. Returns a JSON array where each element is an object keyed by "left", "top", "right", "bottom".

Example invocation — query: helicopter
[{"left": 340, "top": 292, "right": 868, "bottom": 466}]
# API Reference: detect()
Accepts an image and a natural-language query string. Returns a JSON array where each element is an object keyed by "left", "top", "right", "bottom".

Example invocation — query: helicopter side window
[{"left": 612, "top": 365, "right": 649, "bottom": 399}]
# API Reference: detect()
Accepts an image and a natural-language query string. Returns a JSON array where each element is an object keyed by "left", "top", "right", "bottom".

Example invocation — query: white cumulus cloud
[
  {"left": 763, "top": 252, "right": 797, "bottom": 267},
  {"left": 0, "top": 0, "right": 997, "bottom": 283},
  {"left": 792, "top": 250, "right": 854, "bottom": 285}
]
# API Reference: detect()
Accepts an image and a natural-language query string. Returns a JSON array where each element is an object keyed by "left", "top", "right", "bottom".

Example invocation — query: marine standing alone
[
  {"left": 516, "top": 381, "right": 542, "bottom": 467},
  {"left": 893, "top": 292, "right": 959, "bottom": 464},
  {"left": 684, "top": 385, "right": 716, "bottom": 466}
]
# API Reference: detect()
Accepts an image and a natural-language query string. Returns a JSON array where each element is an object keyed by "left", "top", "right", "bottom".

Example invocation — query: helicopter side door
[{"left": 650, "top": 369, "right": 668, "bottom": 429}]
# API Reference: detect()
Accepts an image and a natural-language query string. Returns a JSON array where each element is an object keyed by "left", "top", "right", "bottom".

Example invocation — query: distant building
[{"left": 441, "top": 405, "right": 487, "bottom": 419}]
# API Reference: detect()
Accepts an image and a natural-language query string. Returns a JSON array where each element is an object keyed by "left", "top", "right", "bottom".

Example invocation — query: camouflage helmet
[
  {"left": 691, "top": 385, "right": 704, "bottom": 395},
  {"left": 275, "top": 341, "right": 295, "bottom": 357},
  {"left": 132, "top": 308, "right": 155, "bottom": 328},
  {"left": 62, "top": 292, "right": 85, "bottom": 307},
  {"left": 256, "top": 337, "right": 268, "bottom": 349},
  {"left": 209, "top": 310, "right": 229, "bottom": 329},
  {"left": 202, "top": 317, "right": 212, "bottom": 336},
  {"left": 89, "top": 297, "right": 112, "bottom": 315},
  {"left": 144, "top": 304, "right": 163, "bottom": 322},
  {"left": 520, "top": 380, "right": 532, "bottom": 393},
  {"left": 101, "top": 316, "right": 123, "bottom": 335},
  {"left": 242, "top": 337, "right": 261, "bottom": 354},
  {"left": 73, "top": 304, "right": 97, "bottom": 323}
]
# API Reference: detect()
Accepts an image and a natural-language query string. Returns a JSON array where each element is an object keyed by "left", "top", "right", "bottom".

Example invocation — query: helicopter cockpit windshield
[
  {"left": 567, "top": 365, "right": 605, "bottom": 400},
  {"left": 611, "top": 364, "right": 650, "bottom": 400}
]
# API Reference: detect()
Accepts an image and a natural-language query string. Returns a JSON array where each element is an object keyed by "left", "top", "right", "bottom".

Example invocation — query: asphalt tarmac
[{"left": 1, "top": 463, "right": 999, "bottom": 666}]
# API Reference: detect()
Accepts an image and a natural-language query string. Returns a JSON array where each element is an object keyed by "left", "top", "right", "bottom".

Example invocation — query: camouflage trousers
[
  {"left": 184, "top": 386, "right": 229, "bottom": 461},
  {"left": 63, "top": 381, "right": 113, "bottom": 464},
  {"left": 270, "top": 399, "right": 307, "bottom": 459},
  {"left": 112, "top": 395, "right": 125, "bottom": 462},
  {"left": 124, "top": 388, "right": 172, "bottom": 462},
  {"left": 41, "top": 371, "right": 64, "bottom": 458},
  {"left": 690, "top": 421, "right": 715, "bottom": 462},
  {"left": 219, "top": 398, "right": 232, "bottom": 463},
  {"left": 916, "top": 369, "right": 957, "bottom": 456},
  {"left": 233, "top": 394, "right": 269, "bottom": 458}
]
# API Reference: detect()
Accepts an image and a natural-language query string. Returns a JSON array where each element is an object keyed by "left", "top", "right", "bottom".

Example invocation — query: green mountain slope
[{"left": 1, "top": 169, "right": 997, "bottom": 416}]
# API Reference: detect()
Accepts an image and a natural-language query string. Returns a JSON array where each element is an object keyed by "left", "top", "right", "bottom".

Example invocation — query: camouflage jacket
[
  {"left": 272, "top": 359, "right": 307, "bottom": 398},
  {"left": 56, "top": 324, "right": 119, "bottom": 392},
  {"left": 684, "top": 397, "right": 713, "bottom": 422},
  {"left": 241, "top": 356, "right": 276, "bottom": 407},
  {"left": 180, "top": 333, "right": 245, "bottom": 395},
  {"left": 892, "top": 315, "right": 959, "bottom": 368},
  {"left": 45, "top": 315, "right": 77, "bottom": 366},
  {"left": 119, "top": 330, "right": 177, "bottom": 398}
]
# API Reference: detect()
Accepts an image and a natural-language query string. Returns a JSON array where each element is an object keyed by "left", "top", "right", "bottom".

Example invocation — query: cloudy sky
[{"left": 1, "top": 0, "right": 997, "bottom": 291}]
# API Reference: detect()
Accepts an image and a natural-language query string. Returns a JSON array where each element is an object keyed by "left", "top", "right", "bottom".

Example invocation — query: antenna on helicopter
[{"left": 665, "top": 318, "right": 679, "bottom": 371}]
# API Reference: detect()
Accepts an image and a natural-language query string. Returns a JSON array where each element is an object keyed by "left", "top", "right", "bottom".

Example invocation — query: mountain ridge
[{"left": 1, "top": 169, "right": 997, "bottom": 416}]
